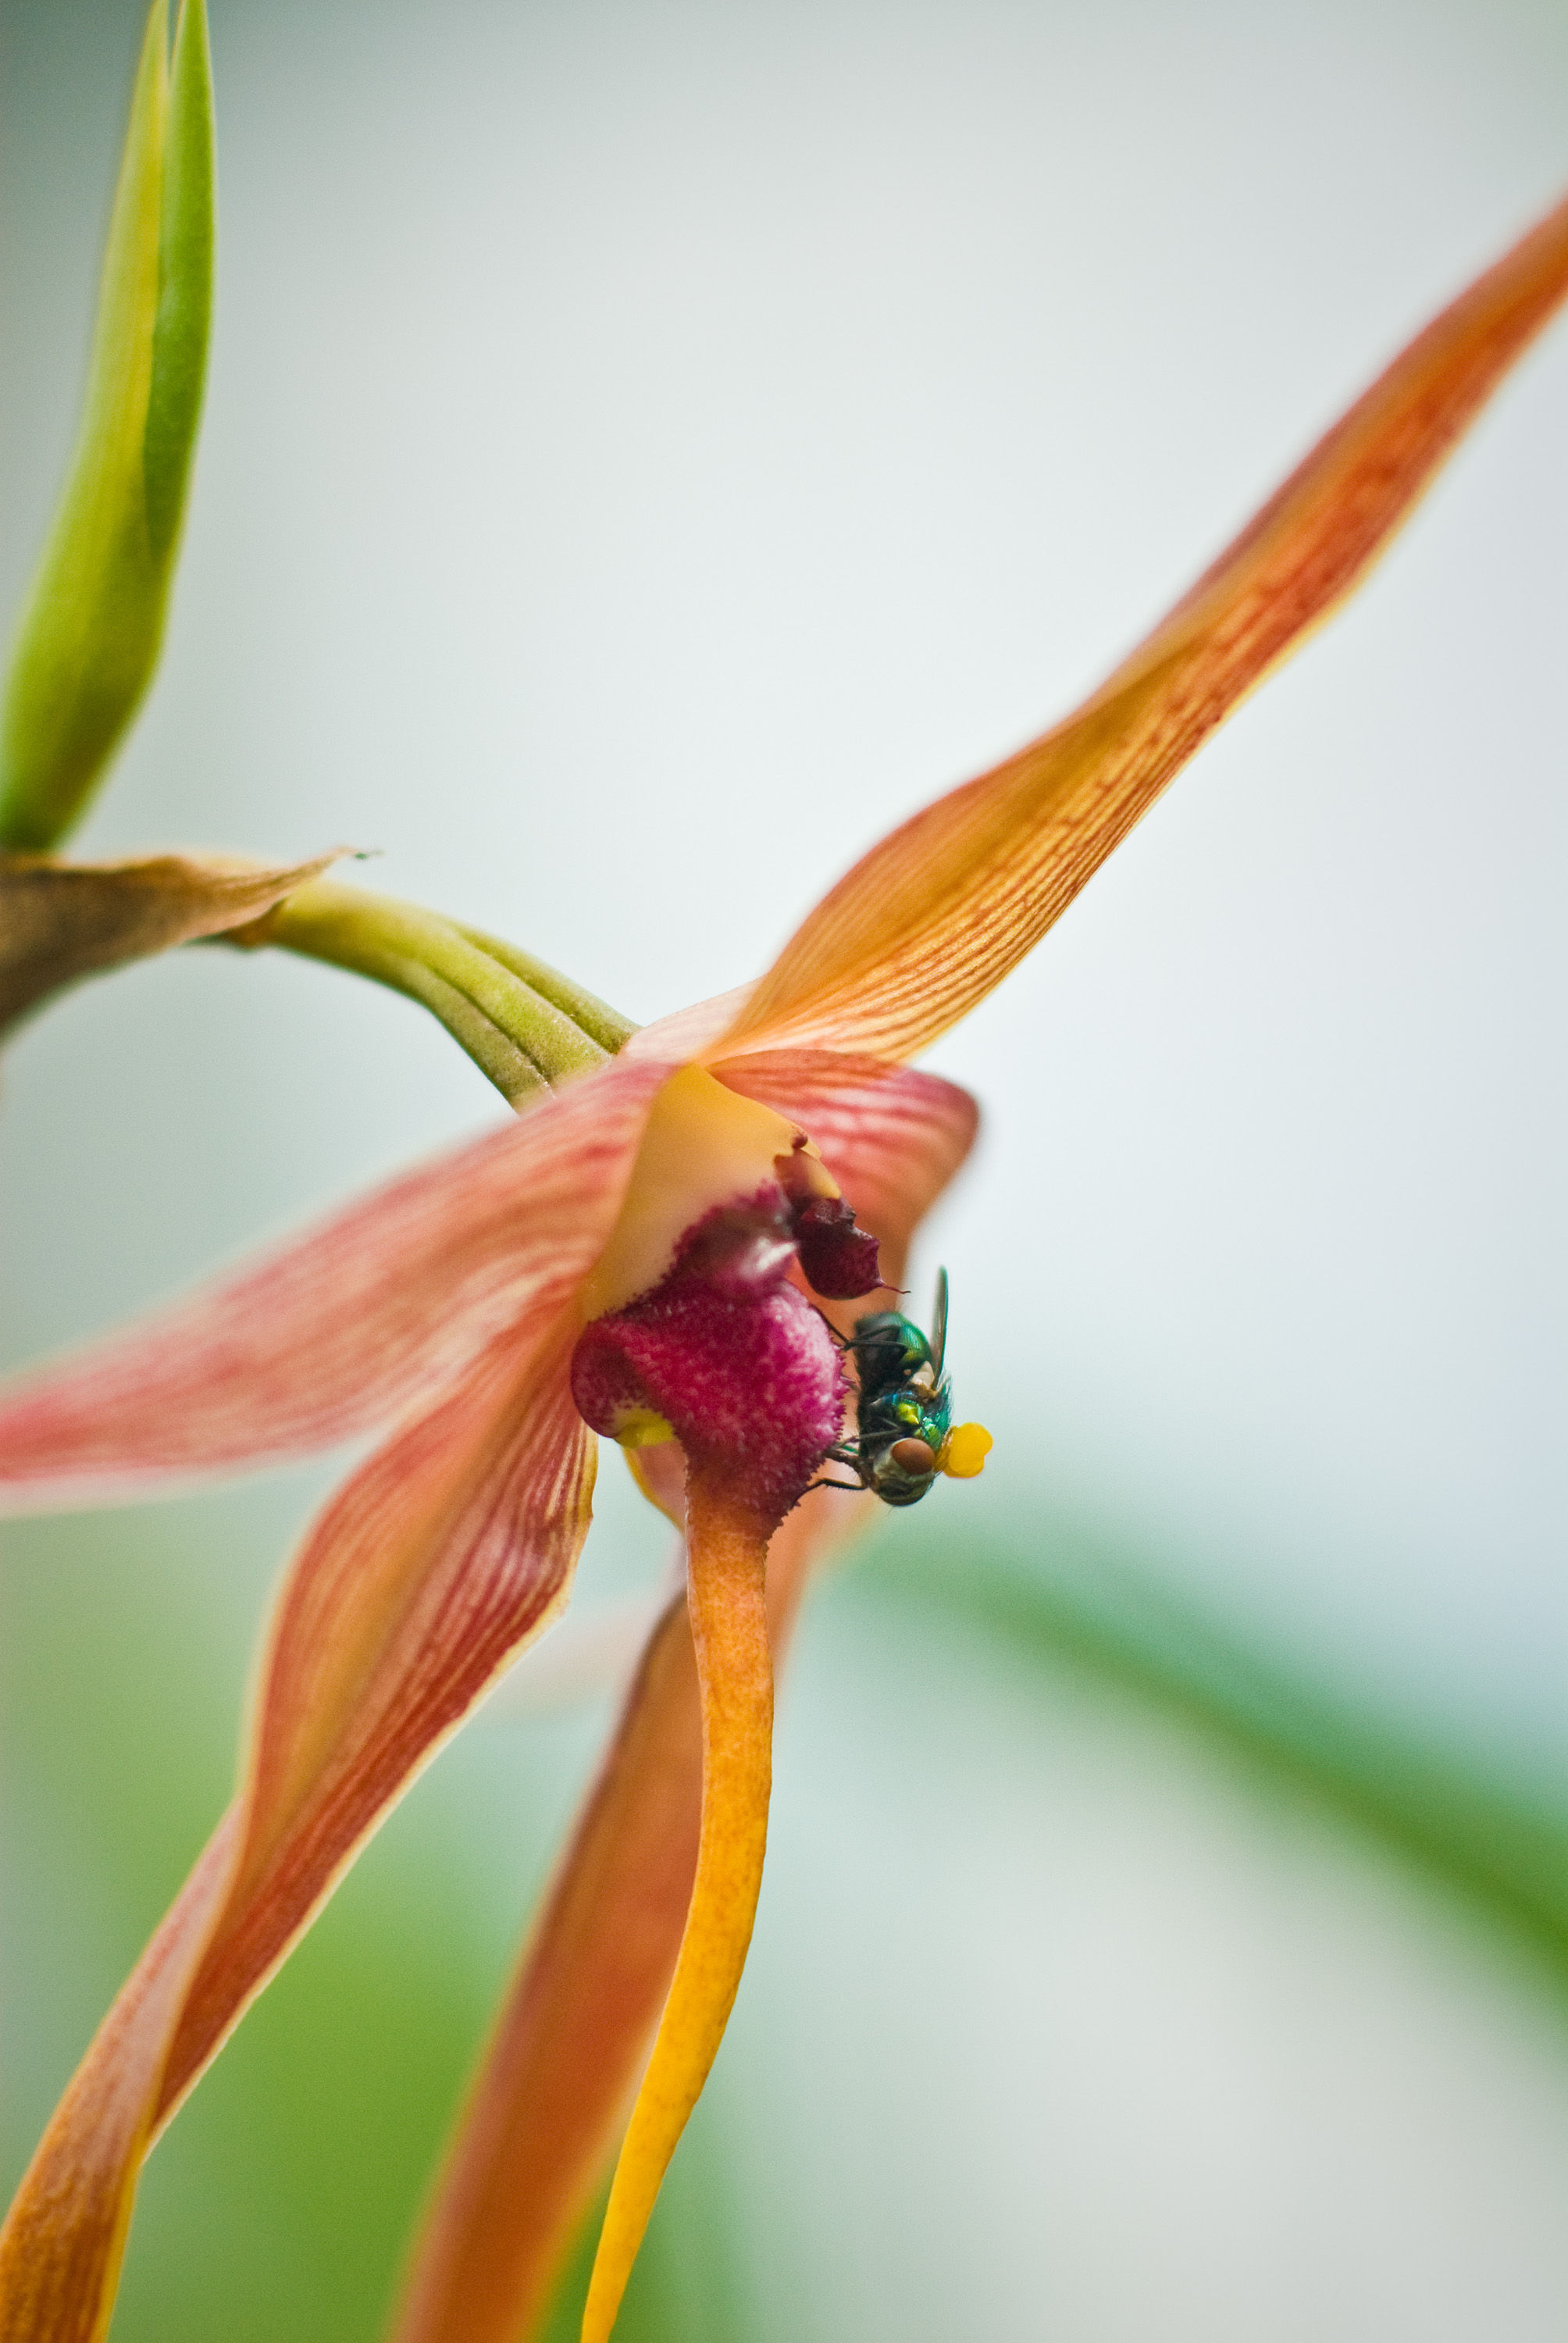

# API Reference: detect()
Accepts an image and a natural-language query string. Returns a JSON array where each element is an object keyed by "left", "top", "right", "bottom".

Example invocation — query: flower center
[{"left": 570, "top": 1179, "right": 881, "bottom": 1523}]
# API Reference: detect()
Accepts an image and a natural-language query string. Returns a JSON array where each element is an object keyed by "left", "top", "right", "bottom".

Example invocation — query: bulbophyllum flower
[{"left": 0, "top": 191, "right": 1564, "bottom": 2343}]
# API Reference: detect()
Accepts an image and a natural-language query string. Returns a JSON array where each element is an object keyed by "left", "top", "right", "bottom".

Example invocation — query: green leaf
[
  {"left": 0, "top": 0, "right": 216, "bottom": 853},
  {"left": 145, "top": 0, "right": 216, "bottom": 565}
]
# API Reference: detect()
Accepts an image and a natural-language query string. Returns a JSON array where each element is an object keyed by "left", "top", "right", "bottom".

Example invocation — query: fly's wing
[{"left": 930, "top": 1267, "right": 949, "bottom": 1382}]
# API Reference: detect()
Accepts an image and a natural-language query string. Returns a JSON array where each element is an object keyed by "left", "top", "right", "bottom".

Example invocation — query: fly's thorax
[
  {"left": 848, "top": 1311, "right": 935, "bottom": 1400},
  {"left": 857, "top": 1383, "right": 950, "bottom": 1453}
]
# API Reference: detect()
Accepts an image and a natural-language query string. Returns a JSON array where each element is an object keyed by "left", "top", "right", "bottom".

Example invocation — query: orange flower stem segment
[{"left": 579, "top": 1464, "right": 775, "bottom": 2343}]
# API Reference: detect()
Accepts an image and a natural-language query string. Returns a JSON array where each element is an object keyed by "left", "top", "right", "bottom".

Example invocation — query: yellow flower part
[{"left": 939, "top": 1421, "right": 993, "bottom": 1479}]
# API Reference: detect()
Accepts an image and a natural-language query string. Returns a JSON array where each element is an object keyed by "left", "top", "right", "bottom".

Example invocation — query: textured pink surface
[
  {"left": 791, "top": 1193, "right": 883, "bottom": 1299},
  {"left": 572, "top": 1184, "right": 848, "bottom": 1520}
]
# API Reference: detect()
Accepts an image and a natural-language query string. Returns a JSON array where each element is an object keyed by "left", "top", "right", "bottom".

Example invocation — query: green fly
[{"left": 818, "top": 1269, "right": 992, "bottom": 1507}]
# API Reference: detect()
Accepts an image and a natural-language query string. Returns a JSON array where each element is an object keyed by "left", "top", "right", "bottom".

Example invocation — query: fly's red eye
[{"left": 888, "top": 1437, "right": 935, "bottom": 1475}]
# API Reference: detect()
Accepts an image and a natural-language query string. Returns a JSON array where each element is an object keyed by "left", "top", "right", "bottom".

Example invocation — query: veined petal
[
  {"left": 0, "top": 847, "right": 338, "bottom": 1035},
  {"left": 159, "top": 1320, "right": 594, "bottom": 2108},
  {"left": 0, "top": 1318, "right": 594, "bottom": 2343},
  {"left": 622, "top": 986, "right": 752, "bottom": 1063},
  {"left": 0, "top": 1052, "right": 670, "bottom": 1512},
  {"left": 385, "top": 1072, "right": 970, "bottom": 2343},
  {"left": 718, "top": 191, "right": 1568, "bottom": 1065},
  {"left": 719, "top": 1058, "right": 979, "bottom": 1260}
]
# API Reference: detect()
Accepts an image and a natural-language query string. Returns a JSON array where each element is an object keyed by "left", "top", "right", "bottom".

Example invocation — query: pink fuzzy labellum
[{"left": 571, "top": 1178, "right": 880, "bottom": 1521}]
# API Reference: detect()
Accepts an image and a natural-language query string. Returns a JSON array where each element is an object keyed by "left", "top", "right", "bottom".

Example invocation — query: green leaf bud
[{"left": 0, "top": 0, "right": 215, "bottom": 852}]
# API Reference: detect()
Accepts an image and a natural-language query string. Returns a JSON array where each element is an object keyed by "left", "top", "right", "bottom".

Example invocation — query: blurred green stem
[{"left": 236, "top": 879, "right": 636, "bottom": 1106}]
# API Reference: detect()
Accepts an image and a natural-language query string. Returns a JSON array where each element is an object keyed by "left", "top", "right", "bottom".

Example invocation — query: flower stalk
[
  {"left": 233, "top": 878, "right": 634, "bottom": 1103},
  {"left": 580, "top": 1467, "right": 775, "bottom": 2343}
]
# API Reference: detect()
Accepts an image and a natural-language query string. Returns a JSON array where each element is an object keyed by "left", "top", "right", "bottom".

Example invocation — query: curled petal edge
[
  {"left": 718, "top": 191, "right": 1568, "bottom": 1066},
  {"left": 0, "top": 1318, "right": 596, "bottom": 2343}
]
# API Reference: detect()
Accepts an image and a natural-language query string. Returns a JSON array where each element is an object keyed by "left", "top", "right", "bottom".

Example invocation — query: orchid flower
[{"left": 0, "top": 190, "right": 1564, "bottom": 2343}]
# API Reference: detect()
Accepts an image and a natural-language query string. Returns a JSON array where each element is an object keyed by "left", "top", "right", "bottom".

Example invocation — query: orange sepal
[
  {"left": 0, "top": 1051, "right": 671, "bottom": 1513},
  {"left": 717, "top": 191, "right": 1568, "bottom": 1068},
  {"left": 579, "top": 1465, "right": 774, "bottom": 2343},
  {"left": 0, "top": 1321, "right": 595, "bottom": 2343},
  {"left": 390, "top": 1482, "right": 862, "bottom": 2343}
]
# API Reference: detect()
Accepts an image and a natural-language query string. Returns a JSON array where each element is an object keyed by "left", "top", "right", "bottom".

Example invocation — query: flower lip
[
  {"left": 579, "top": 1065, "right": 818, "bottom": 1323},
  {"left": 572, "top": 1175, "right": 883, "bottom": 1523},
  {"left": 791, "top": 1193, "right": 883, "bottom": 1300},
  {"left": 668, "top": 1192, "right": 798, "bottom": 1300}
]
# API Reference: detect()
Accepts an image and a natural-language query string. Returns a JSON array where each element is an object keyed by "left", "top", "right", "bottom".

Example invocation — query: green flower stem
[
  {"left": 239, "top": 879, "right": 630, "bottom": 1106},
  {"left": 452, "top": 924, "right": 636, "bottom": 1054}
]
